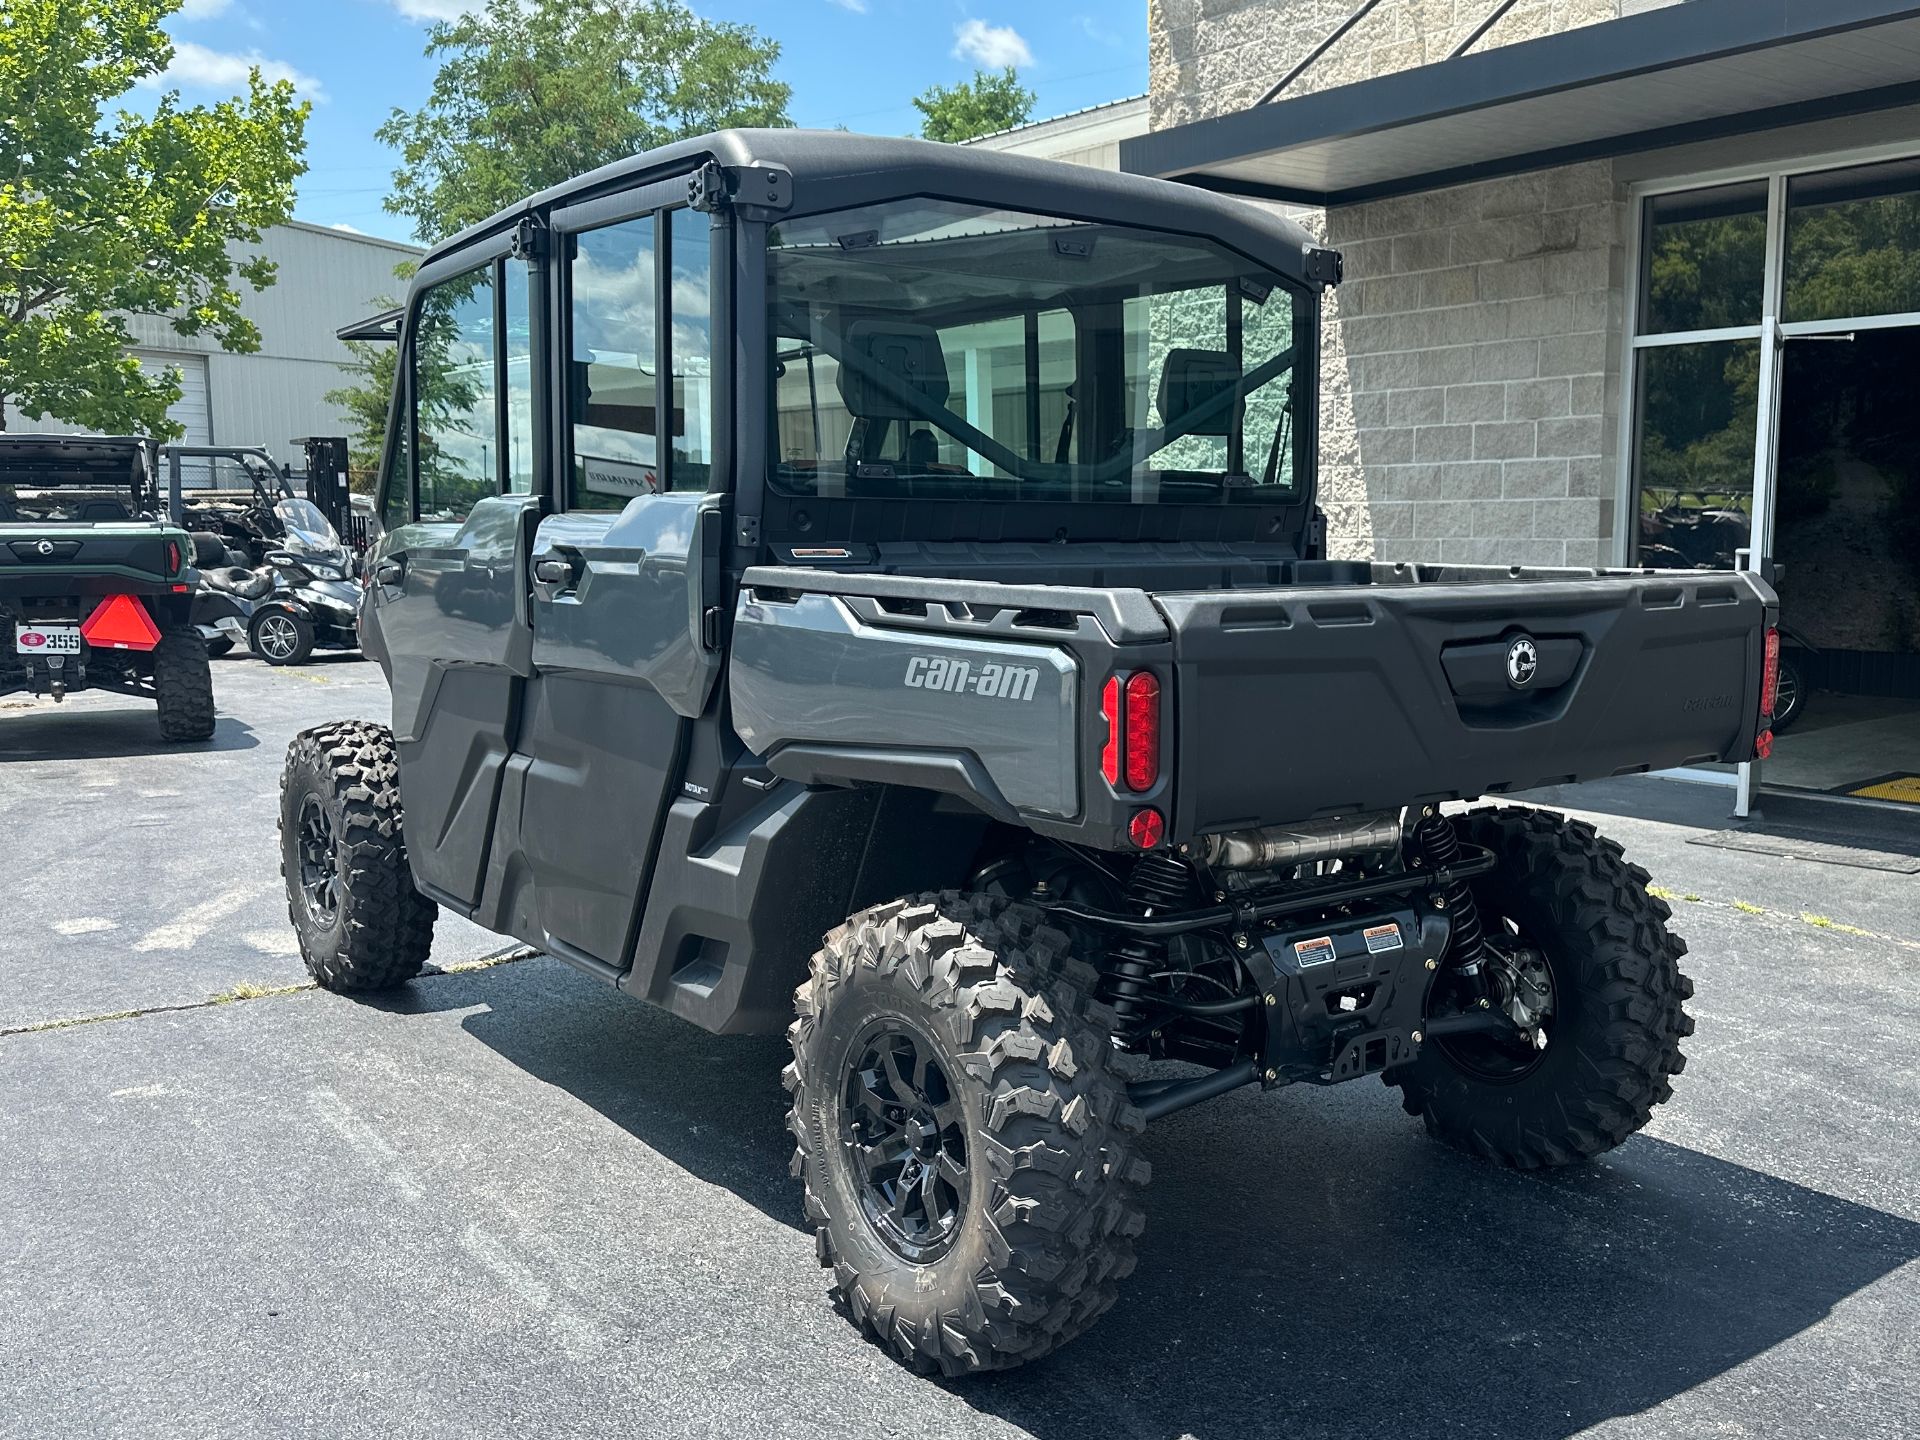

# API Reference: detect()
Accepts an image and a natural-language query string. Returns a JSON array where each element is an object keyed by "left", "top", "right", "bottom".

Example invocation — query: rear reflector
[
  {"left": 1755, "top": 728, "right": 1774, "bottom": 761},
  {"left": 1100, "top": 675, "right": 1122, "bottom": 786},
  {"left": 1128, "top": 808, "right": 1166, "bottom": 850},
  {"left": 1123, "top": 672, "right": 1160, "bottom": 791},
  {"left": 80, "top": 594, "right": 161, "bottom": 652},
  {"left": 1760, "top": 626, "right": 1780, "bottom": 718}
]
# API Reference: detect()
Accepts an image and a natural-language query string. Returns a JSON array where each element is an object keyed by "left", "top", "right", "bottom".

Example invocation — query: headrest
[
  {"left": 836, "top": 320, "right": 949, "bottom": 420},
  {"left": 1156, "top": 348, "right": 1240, "bottom": 437}
]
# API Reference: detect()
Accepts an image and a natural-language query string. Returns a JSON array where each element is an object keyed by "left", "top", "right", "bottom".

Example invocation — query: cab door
[
  {"left": 510, "top": 189, "right": 724, "bottom": 970},
  {"left": 366, "top": 238, "right": 544, "bottom": 911}
]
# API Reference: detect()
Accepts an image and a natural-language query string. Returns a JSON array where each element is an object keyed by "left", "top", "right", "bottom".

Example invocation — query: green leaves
[
  {"left": 913, "top": 68, "right": 1035, "bottom": 145},
  {"left": 0, "top": 0, "right": 308, "bottom": 438},
  {"left": 376, "top": 0, "right": 792, "bottom": 245}
]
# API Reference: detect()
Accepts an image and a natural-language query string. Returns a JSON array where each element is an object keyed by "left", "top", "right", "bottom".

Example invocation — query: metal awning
[
  {"left": 337, "top": 307, "right": 404, "bottom": 343},
  {"left": 1121, "top": 0, "right": 1920, "bottom": 205}
]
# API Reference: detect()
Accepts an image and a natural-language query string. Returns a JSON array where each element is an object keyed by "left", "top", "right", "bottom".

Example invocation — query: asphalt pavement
[{"left": 2, "top": 656, "right": 1917, "bottom": 1439}]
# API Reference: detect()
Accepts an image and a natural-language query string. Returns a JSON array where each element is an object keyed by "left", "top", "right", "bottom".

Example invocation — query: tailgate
[
  {"left": 0, "top": 527, "right": 177, "bottom": 597},
  {"left": 1156, "top": 571, "right": 1774, "bottom": 836}
]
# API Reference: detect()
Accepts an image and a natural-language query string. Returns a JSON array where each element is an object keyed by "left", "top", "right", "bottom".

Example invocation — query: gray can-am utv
[{"left": 281, "top": 132, "right": 1776, "bottom": 1374}]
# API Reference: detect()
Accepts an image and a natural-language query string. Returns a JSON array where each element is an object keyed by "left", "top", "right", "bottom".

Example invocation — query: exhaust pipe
[{"left": 1191, "top": 812, "right": 1402, "bottom": 871}]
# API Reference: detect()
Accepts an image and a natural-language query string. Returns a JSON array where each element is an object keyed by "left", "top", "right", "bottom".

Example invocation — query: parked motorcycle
[{"left": 239, "top": 498, "right": 363, "bottom": 666}]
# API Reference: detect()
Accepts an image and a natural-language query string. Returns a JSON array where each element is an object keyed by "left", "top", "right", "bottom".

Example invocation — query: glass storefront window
[
  {"left": 1784, "top": 157, "right": 1920, "bottom": 324},
  {"left": 1640, "top": 181, "right": 1768, "bottom": 335},
  {"left": 1633, "top": 339, "right": 1759, "bottom": 570}
]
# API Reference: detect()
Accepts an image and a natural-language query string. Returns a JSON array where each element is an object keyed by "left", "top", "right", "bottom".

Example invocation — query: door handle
[
  {"left": 374, "top": 557, "right": 404, "bottom": 585},
  {"left": 534, "top": 554, "right": 580, "bottom": 587}
]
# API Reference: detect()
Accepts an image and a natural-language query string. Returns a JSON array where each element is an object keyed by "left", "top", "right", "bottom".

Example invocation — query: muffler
[{"left": 1191, "top": 812, "right": 1402, "bottom": 870}]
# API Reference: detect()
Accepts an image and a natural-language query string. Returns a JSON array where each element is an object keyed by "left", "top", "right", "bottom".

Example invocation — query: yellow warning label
[{"left": 1848, "top": 774, "right": 1920, "bottom": 805}]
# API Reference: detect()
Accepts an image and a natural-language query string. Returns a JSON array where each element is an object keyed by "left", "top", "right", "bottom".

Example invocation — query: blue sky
[{"left": 154, "top": 0, "right": 1148, "bottom": 244}]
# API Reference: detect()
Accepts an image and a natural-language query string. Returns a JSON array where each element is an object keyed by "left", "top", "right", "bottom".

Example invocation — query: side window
[
  {"left": 413, "top": 265, "right": 499, "bottom": 523},
  {"left": 379, "top": 371, "right": 412, "bottom": 528},
  {"left": 504, "top": 259, "right": 535, "bottom": 495},
  {"left": 669, "top": 207, "right": 713, "bottom": 491},
  {"left": 570, "top": 215, "right": 658, "bottom": 510}
]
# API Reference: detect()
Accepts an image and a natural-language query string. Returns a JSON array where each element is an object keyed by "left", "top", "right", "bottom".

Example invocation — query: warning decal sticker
[
  {"left": 1293, "top": 935, "right": 1336, "bottom": 967},
  {"left": 1363, "top": 922, "right": 1403, "bottom": 955}
]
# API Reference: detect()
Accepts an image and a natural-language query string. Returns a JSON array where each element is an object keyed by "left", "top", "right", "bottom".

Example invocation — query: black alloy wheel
[
  {"left": 296, "top": 794, "right": 340, "bottom": 928},
  {"left": 841, "top": 1020, "right": 970, "bottom": 1264}
]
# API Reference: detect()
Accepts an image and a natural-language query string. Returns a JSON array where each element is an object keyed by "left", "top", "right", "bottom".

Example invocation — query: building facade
[
  {"left": 1129, "top": 0, "right": 1920, "bottom": 805},
  {"left": 3, "top": 220, "right": 421, "bottom": 464}
]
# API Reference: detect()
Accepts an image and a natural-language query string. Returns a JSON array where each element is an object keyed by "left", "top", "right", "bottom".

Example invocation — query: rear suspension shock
[
  {"left": 1411, "top": 808, "right": 1486, "bottom": 979},
  {"left": 1104, "top": 853, "right": 1201, "bottom": 1048}
]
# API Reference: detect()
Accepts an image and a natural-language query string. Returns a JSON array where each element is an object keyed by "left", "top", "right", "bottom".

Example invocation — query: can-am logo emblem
[
  {"left": 1506, "top": 634, "right": 1540, "bottom": 689},
  {"left": 904, "top": 654, "right": 1040, "bottom": 702},
  {"left": 35, "top": 540, "right": 54, "bottom": 556}
]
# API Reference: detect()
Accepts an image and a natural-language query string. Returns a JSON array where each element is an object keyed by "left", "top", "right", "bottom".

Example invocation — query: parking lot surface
[{"left": 3, "top": 657, "right": 1917, "bottom": 1439}]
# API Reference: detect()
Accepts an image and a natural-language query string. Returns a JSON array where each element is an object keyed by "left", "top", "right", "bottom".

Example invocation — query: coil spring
[
  {"left": 1412, "top": 810, "right": 1485, "bottom": 975},
  {"left": 1105, "top": 853, "right": 1200, "bottom": 1046}
]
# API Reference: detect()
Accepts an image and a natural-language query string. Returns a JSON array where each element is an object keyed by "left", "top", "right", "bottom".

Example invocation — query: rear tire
[
  {"left": 1391, "top": 807, "right": 1693, "bottom": 1169},
  {"left": 785, "top": 893, "right": 1149, "bottom": 1375},
  {"left": 280, "top": 720, "right": 435, "bottom": 993},
  {"left": 1771, "top": 653, "right": 1807, "bottom": 731},
  {"left": 152, "top": 626, "right": 216, "bottom": 742},
  {"left": 251, "top": 608, "right": 313, "bottom": 666}
]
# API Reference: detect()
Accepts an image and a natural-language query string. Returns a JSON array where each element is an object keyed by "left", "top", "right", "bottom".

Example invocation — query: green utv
[
  {"left": 281, "top": 133, "right": 1777, "bottom": 1374},
  {"left": 0, "top": 435, "right": 215, "bottom": 741}
]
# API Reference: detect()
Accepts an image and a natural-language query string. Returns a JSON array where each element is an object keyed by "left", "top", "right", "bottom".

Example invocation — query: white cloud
[
  {"left": 176, "top": 0, "right": 234, "bottom": 18},
  {"left": 1075, "top": 13, "right": 1121, "bottom": 47},
  {"left": 153, "top": 40, "right": 327, "bottom": 101},
  {"left": 387, "top": 0, "right": 486, "bottom": 19},
  {"left": 953, "top": 19, "right": 1032, "bottom": 69},
  {"left": 827, "top": 0, "right": 869, "bottom": 11}
]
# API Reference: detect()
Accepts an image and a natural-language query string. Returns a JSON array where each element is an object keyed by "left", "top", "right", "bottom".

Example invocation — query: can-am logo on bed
[
  {"left": 1506, "top": 634, "right": 1540, "bottom": 689},
  {"left": 904, "top": 655, "right": 1040, "bottom": 702}
]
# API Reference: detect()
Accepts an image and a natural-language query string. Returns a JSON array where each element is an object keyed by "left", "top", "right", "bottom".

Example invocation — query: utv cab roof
[
  {"left": 419, "top": 128, "right": 1333, "bottom": 289},
  {"left": 0, "top": 434, "right": 156, "bottom": 484}
]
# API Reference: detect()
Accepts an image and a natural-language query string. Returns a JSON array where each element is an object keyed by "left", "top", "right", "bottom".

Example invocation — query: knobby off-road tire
[
  {"left": 152, "top": 626, "right": 216, "bottom": 742},
  {"left": 1392, "top": 807, "right": 1695, "bottom": 1169},
  {"left": 785, "top": 893, "right": 1150, "bottom": 1376},
  {"left": 279, "top": 720, "right": 436, "bottom": 993}
]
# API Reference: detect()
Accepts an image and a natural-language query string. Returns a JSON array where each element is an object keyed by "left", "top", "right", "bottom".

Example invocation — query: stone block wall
[
  {"left": 1325, "top": 163, "right": 1627, "bottom": 565},
  {"left": 1148, "top": 0, "right": 1666, "bottom": 563}
]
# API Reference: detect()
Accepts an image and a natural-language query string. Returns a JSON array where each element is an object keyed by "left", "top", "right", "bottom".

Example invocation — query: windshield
[
  {"left": 275, "top": 498, "right": 342, "bottom": 555},
  {"left": 768, "top": 198, "right": 1309, "bottom": 505}
]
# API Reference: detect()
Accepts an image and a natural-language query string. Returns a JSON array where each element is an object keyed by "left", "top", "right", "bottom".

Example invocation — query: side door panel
[
  {"left": 506, "top": 187, "right": 722, "bottom": 969},
  {"left": 376, "top": 496, "right": 540, "bottom": 907}
]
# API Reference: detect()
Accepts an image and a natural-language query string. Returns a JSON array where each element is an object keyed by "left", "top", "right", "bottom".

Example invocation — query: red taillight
[
  {"left": 1760, "top": 626, "right": 1780, "bottom": 718},
  {"left": 1100, "top": 671, "right": 1164, "bottom": 794},
  {"left": 1128, "top": 808, "right": 1166, "bottom": 850},
  {"left": 1100, "top": 675, "right": 1122, "bottom": 786},
  {"left": 165, "top": 540, "right": 181, "bottom": 574},
  {"left": 1123, "top": 672, "right": 1160, "bottom": 791}
]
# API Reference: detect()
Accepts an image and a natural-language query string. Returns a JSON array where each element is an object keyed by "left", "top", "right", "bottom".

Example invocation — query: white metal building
[{"left": 3, "top": 220, "right": 421, "bottom": 459}]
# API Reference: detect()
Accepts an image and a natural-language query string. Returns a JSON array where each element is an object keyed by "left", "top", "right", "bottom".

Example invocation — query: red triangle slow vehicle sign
[{"left": 80, "top": 594, "right": 161, "bottom": 652}]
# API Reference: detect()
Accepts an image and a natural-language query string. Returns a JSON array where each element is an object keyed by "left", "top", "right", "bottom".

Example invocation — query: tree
[
  {"left": 324, "top": 334, "right": 398, "bottom": 491},
  {"left": 913, "top": 68, "right": 1035, "bottom": 144},
  {"left": 0, "top": 0, "right": 308, "bottom": 437},
  {"left": 376, "top": 0, "right": 792, "bottom": 245}
]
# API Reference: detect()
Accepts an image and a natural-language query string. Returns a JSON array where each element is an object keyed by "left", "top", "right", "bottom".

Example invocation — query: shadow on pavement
[
  {"left": 0, "top": 707, "right": 258, "bottom": 760},
  {"left": 398, "top": 957, "right": 1920, "bottom": 1440}
]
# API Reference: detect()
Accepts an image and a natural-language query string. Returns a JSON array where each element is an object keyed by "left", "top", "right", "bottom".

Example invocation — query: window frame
[
  {"left": 551, "top": 177, "right": 715, "bottom": 512},
  {"left": 382, "top": 229, "right": 525, "bottom": 525}
]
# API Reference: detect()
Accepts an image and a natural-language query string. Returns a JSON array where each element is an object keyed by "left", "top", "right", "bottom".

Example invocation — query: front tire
[
  {"left": 152, "top": 626, "right": 216, "bottom": 742},
  {"left": 785, "top": 893, "right": 1149, "bottom": 1375},
  {"left": 280, "top": 720, "right": 435, "bottom": 993},
  {"left": 1391, "top": 808, "right": 1694, "bottom": 1169},
  {"left": 251, "top": 608, "right": 313, "bottom": 666}
]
